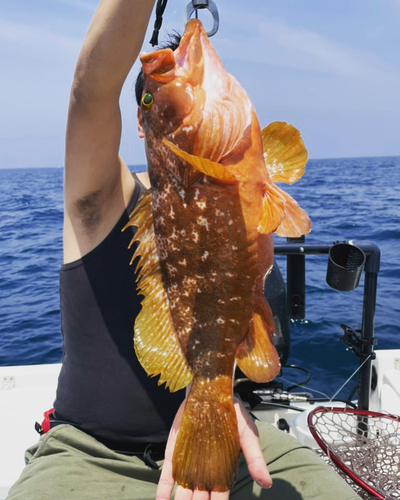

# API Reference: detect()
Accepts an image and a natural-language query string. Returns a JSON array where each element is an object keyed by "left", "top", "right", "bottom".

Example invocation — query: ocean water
[{"left": 0, "top": 157, "right": 399, "bottom": 399}]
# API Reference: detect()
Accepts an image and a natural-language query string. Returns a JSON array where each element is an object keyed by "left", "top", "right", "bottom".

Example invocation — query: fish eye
[{"left": 141, "top": 92, "right": 154, "bottom": 113}]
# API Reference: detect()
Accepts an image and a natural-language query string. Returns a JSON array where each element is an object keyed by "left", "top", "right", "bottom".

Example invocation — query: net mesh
[
  {"left": 310, "top": 409, "right": 400, "bottom": 500},
  {"left": 316, "top": 449, "right": 380, "bottom": 499}
]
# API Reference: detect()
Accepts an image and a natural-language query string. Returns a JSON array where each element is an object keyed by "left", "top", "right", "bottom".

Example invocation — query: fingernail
[{"left": 256, "top": 480, "right": 272, "bottom": 489}]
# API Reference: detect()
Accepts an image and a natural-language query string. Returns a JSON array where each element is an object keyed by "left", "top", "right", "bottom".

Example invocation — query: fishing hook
[{"left": 185, "top": 0, "right": 220, "bottom": 37}]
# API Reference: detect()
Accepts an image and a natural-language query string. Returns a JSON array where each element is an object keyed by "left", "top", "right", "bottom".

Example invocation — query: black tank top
[{"left": 54, "top": 175, "right": 184, "bottom": 447}]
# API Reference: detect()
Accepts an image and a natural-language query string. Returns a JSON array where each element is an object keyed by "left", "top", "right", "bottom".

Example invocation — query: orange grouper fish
[{"left": 124, "top": 19, "right": 311, "bottom": 492}]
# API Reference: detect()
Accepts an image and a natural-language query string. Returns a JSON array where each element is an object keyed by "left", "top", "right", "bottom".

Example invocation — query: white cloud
[{"left": 216, "top": 14, "right": 398, "bottom": 84}]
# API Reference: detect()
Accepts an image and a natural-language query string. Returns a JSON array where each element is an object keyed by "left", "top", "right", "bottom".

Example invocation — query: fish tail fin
[{"left": 173, "top": 375, "right": 240, "bottom": 492}]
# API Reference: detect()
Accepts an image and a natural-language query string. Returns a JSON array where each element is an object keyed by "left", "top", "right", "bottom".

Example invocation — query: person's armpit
[{"left": 137, "top": 171, "right": 151, "bottom": 189}]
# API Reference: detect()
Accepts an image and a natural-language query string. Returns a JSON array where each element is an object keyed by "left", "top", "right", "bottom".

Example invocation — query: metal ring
[{"left": 185, "top": 0, "right": 219, "bottom": 37}]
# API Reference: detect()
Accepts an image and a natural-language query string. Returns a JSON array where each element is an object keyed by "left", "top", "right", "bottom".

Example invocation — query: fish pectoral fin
[
  {"left": 163, "top": 139, "right": 237, "bottom": 184},
  {"left": 261, "top": 122, "right": 308, "bottom": 185},
  {"left": 236, "top": 299, "right": 281, "bottom": 383},
  {"left": 257, "top": 183, "right": 286, "bottom": 234},
  {"left": 122, "top": 190, "right": 193, "bottom": 392},
  {"left": 273, "top": 184, "right": 312, "bottom": 238},
  {"left": 257, "top": 183, "right": 311, "bottom": 237}
]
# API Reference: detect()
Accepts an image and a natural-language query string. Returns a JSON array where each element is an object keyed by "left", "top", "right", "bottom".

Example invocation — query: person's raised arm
[{"left": 64, "top": 0, "right": 155, "bottom": 263}]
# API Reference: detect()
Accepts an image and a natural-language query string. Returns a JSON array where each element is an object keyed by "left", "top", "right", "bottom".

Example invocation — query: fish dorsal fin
[
  {"left": 258, "top": 183, "right": 311, "bottom": 237},
  {"left": 123, "top": 190, "right": 193, "bottom": 392},
  {"left": 262, "top": 122, "right": 308, "bottom": 185},
  {"left": 163, "top": 139, "right": 237, "bottom": 183},
  {"left": 236, "top": 299, "right": 281, "bottom": 383}
]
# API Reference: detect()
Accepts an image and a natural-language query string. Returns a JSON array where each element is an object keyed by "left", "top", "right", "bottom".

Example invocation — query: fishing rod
[{"left": 150, "top": 0, "right": 220, "bottom": 46}]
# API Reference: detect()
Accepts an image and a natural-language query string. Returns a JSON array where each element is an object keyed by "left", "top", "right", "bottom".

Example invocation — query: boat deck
[{"left": 0, "top": 363, "right": 61, "bottom": 499}]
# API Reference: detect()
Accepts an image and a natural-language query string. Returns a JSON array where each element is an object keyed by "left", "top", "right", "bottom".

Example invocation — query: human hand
[{"left": 156, "top": 397, "right": 272, "bottom": 500}]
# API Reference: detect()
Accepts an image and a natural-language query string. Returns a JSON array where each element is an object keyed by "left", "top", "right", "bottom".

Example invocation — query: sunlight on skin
[{"left": 156, "top": 398, "right": 272, "bottom": 500}]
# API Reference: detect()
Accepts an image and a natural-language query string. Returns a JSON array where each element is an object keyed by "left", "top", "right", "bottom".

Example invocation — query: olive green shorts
[{"left": 6, "top": 422, "right": 360, "bottom": 500}]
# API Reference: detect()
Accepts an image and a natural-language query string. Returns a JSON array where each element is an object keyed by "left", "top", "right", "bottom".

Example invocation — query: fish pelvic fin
[
  {"left": 163, "top": 139, "right": 237, "bottom": 184},
  {"left": 122, "top": 190, "right": 193, "bottom": 392},
  {"left": 236, "top": 299, "right": 281, "bottom": 383},
  {"left": 258, "top": 183, "right": 311, "bottom": 237},
  {"left": 261, "top": 122, "right": 308, "bottom": 185},
  {"left": 173, "top": 375, "right": 240, "bottom": 492}
]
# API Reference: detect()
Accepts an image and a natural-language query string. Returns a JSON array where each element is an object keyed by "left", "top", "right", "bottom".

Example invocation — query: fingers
[
  {"left": 156, "top": 455, "right": 175, "bottom": 500},
  {"left": 156, "top": 401, "right": 186, "bottom": 500},
  {"left": 234, "top": 399, "right": 272, "bottom": 489},
  {"left": 174, "top": 485, "right": 230, "bottom": 500},
  {"left": 175, "top": 485, "right": 194, "bottom": 500},
  {"left": 210, "top": 490, "right": 230, "bottom": 500}
]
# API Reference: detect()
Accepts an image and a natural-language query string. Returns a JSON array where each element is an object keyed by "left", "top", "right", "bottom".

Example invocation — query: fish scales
[
  {"left": 124, "top": 19, "right": 311, "bottom": 492},
  {"left": 153, "top": 171, "right": 256, "bottom": 374}
]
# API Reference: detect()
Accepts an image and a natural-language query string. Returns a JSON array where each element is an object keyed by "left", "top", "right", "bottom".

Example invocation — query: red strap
[{"left": 41, "top": 408, "right": 55, "bottom": 434}]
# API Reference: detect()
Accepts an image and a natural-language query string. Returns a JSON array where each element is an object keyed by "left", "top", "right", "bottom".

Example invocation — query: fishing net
[
  {"left": 316, "top": 450, "right": 380, "bottom": 500},
  {"left": 308, "top": 407, "right": 400, "bottom": 500}
]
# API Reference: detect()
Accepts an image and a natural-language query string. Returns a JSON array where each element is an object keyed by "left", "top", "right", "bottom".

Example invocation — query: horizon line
[{"left": 0, "top": 154, "right": 399, "bottom": 171}]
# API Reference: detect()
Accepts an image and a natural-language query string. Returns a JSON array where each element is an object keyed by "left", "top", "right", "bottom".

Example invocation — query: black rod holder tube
[
  {"left": 351, "top": 240, "right": 381, "bottom": 274},
  {"left": 357, "top": 272, "right": 379, "bottom": 411},
  {"left": 347, "top": 241, "right": 380, "bottom": 410},
  {"left": 286, "top": 237, "right": 306, "bottom": 320}
]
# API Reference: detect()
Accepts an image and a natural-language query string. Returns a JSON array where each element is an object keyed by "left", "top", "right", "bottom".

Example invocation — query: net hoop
[{"left": 308, "top": 406, "right": 400, "bottom": 500}]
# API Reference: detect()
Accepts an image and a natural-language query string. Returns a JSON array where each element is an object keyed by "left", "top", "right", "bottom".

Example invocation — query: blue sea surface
[{"left": 0, "top": 158, "right": 399, "bottom": 399}]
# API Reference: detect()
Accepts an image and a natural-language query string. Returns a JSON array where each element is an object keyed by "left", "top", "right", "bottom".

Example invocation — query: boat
[{"left": 1, "top": 238, "right": 399, "bottom": 499}]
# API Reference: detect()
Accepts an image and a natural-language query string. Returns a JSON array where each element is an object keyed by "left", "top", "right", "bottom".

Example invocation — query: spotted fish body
[{"left": 125, "top": 19, "right": 311, "bottom": 492}]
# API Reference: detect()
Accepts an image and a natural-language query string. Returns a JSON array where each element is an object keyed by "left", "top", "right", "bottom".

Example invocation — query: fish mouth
[
  {"left": 174, "top": 20, "right": 207, "bottom": 86},
  {"left": 139, "top": 20, "right": 207, "bottom": 85},
  {"left": 140, "top": 19, "right": 253, "bottom": 163}
]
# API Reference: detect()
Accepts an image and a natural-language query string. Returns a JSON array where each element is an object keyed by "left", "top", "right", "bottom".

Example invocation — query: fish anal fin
[
  {"left": 261, "top": 122, "right": 308, "bottom": 185},
  {"left": 273, "top": 184, "right": 311, "bottom": 238},
  {"left": 122, "top": 190, "right": 193, "bottom": 392},
  {"left": 163, "top": 139, "right": 237, "bottom": 184},
  {"left": 257, "top": 183, "right": 285, "bottom": 235},
  {"left": 236, "top": 300, "right": 281, "bottom": 383}
]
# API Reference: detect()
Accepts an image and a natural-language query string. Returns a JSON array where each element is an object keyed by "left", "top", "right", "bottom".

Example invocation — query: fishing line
[
  {"left": 280, "top": 364, "right": 311, "bottom": 392},
  {"left": 279, "top": 365, "right": 330, "bottom": 399},
  {"left": 278, "top": 376, "right": 331, "bottom": 400},
  {"left": 328, "top": 355, "right": 372, "bottom": 404}
]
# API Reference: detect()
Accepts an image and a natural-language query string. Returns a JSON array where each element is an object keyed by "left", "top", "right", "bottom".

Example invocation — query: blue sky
[{"left": 1, "top": 0, "right": 399, "bottom": 168}]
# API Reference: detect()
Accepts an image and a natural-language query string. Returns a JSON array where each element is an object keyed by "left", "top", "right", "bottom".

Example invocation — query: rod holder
[{"left": 326, "top": 242, "right": 366, "bottom": 292}]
